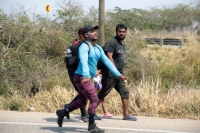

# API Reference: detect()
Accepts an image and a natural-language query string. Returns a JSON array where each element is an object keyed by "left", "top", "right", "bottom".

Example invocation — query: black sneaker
[
  {"left": 94, "top": 114, "right": 101, "bottom": 120},
  {"left": 80, "top": 116, "right": 89, "bottom": 122},
  {"left": 63, "top": 104, "right": 70, "bottom": 119},
  {"left": 56, "top": 109, "right": 69, "bottom": 127},
  {"left": 123, "top": 114, "right": 137, "bottom": 121},
  {"left": 63, "top": 104, "right": 68, "bottom": 109},
  {"left": 88, "top": 123, "right": 105, "bottom": 133},
  {"left": 86, "top": 112, "right": 90, "bottom": 118}
]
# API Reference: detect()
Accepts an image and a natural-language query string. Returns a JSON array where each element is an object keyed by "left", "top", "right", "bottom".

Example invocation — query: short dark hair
[
  {"left": 116, "top": 24, "right": 127, "bottom": 32},
  {"left": 78, "top": 28, "right": 83, "bottom": 35}
]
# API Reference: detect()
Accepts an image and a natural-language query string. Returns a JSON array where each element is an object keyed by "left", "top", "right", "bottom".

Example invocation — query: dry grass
[
  {"left": 0, "top": 84, "right": 199, "bottom": 120},
  {"left": 1, "top": 30, "right": 200, "bottom": 119},
  {"left": 21, "top": 86, "right": 80, "bottom": 113},
  {"left": 132, "top": 78, "right": 200, "bottom": 120}
]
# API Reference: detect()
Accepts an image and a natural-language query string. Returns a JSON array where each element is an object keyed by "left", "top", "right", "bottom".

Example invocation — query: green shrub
[{"left": 4, "top": 99, "right": 24, "bottom": 111}]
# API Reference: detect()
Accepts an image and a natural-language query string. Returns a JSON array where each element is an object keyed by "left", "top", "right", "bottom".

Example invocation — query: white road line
[{"left": 0, "top": 121, "right": 190, "bottom": 133}]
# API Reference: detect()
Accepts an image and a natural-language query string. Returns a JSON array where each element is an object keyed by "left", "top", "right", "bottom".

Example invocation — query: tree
[
  {"left": 55, "top": 0, "right": 84, "bottom": 35},
  {"left": 156, "top": 4, "right": 195, "bottom": 31}
]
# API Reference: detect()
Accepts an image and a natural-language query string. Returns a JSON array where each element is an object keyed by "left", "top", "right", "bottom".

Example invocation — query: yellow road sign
[{"left": 46, "top": 5, "right": 50, "bottom": 12}]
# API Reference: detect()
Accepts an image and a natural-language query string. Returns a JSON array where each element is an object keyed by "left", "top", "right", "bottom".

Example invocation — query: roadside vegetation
[{"left": 0, "top": 0, "right": 199, "bottom": 119}]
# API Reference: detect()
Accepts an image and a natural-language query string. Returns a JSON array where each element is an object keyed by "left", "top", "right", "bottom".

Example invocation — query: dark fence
[{"left": 145, "top": 38, "right": 187, "bottom": 47}]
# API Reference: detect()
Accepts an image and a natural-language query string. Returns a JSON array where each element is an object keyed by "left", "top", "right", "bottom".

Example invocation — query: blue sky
[{"left": 0, "top": 0, "right": 198, "bottom": 17}]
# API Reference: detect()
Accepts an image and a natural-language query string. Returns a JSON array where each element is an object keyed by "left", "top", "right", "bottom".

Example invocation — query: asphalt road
[{"left": 0, "top": 111, "right": 199, "bottom": 133}]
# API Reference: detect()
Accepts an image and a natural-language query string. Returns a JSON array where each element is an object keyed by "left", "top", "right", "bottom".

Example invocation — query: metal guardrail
[{"left": 145, "top": 38, "right": 187, "bottom": 47}]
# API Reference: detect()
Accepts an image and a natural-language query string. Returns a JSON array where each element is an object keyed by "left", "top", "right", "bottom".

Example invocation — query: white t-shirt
[{"left": 93, "top": 75, "right": 101, "bottom": 83}]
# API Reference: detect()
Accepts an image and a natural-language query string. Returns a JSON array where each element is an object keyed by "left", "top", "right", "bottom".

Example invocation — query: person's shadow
[
  {"left": 41, "top": 115, "right": 88, "bottom": 132},
  {"left": 44, "top": 117, "right": 78, "bottom": 123},
  {"left": 40, "top": 126, "right": 87, "bottom": 133}
]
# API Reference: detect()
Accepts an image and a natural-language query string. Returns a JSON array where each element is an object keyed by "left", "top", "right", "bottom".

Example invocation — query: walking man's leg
[
  {"left": 114, "top": 80, "right": 137, "bottom": 121},
  {"left": 72, "top": 74, "right": 104, "bottom": 132},
  {"left": 67, "top": 70, "right": 88, "bottom": 122},
  {"left": 122, "top": 98, "right": 129, "bottom": 116}
]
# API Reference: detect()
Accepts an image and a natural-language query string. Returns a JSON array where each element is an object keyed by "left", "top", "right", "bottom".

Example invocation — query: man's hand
[
  {"left": 82, "top": 77, "right": 92, "bottom": 83},
  {"left": 96, "top": 70, "right": 101, "bottom": 75},
  {"left": 118, "top": 75, "right": 128, "bottom": 81}
]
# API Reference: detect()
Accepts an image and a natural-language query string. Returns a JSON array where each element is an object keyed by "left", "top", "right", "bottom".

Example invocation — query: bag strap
[
  {"left": 84, "top": 41, "right": 90, "bottom": 54},
  {"left": 95, "top": 44, "right": 101, "bottom": 52},
  {"left": 77, "top": 41, "right": 90, "bottom": 61}
]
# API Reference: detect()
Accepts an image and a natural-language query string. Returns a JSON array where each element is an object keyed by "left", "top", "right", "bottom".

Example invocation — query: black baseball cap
[{"left": 82, "top": 25, "right": 99, "bottom": 35}]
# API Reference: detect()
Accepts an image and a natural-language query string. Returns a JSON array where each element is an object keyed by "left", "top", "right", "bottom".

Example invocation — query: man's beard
[
  {"left": 88, "top": 35, "right": 98, "bottom": 42},
  {"left": 116, "top": 35, "right": 125, "bottom": 40},
  {"left": 90, "top": 38, "right": 98, "bottom": 41}
]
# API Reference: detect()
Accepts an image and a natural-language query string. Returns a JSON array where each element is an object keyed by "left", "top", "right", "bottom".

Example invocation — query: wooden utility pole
[{"left": 99, "top": 0, "right": 105, "bottom": 46}]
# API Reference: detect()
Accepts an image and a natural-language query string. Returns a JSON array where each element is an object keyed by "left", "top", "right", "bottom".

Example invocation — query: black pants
[
  {"left": 68, "top": 69, "right": 87, "bottom": 117},
  {"left": 98, "top": 75, "right": 129, "bottom": 99}
]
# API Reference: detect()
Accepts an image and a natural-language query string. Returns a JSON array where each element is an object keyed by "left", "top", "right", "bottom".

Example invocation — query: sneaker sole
[
  {"left": 88, "top": 130, "right": 105, "bottom": 133},
  {"left": 79, "top": 120, "right": 88, "bottom": 123},
  {"left": 123, "top": 118, "right": 137, "bottom": 121},
  {"left": 94, "top": 118, "right": 102, "bottom": 120},
  {"left": 79, "top": 119, "right": 88, "bottom": 123},
  {"left": 102, "top": 116, "right": 112, "bottom": 119}
]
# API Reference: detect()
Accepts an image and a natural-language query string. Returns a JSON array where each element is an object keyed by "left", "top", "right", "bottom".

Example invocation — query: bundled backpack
[
  {"left": 64, "top": 41, "right": 90, "bottom": 71},
  {"left": 97, "top": 43, "right": 108, "bottom": 70},
  {"left": 64, "top": 40, "right": 112, "bottom": 71}
]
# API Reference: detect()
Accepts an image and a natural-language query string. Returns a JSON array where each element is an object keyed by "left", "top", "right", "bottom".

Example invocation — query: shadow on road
[
  {"left": 101, "top": 117, "right": 122, "bottom": 120},
  {"left": 40, "top": 126, "right": 86, "bottom": 133},
  {"left": 44, "top": 116, "right": 80, "bottom": 123}
]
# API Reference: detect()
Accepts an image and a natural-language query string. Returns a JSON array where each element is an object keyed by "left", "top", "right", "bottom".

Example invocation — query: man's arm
[
  {"left": 99, "top": 48, "right": 127, "bottom": 81},
  {"left": 106, "top": 52, "right": 116, "bottom": 68}
]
